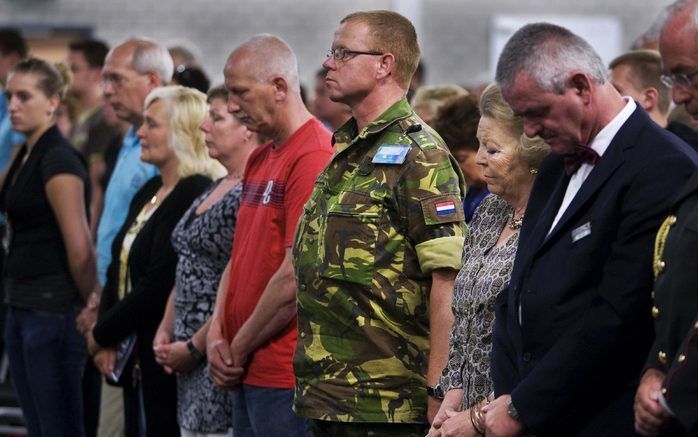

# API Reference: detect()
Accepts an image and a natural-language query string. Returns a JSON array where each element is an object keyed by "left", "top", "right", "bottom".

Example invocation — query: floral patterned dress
[
  {"left": 170, "top": 179, "right": 241, "bottom": 433},
  {"left": 439, "top": 194, "right": 519, "bottom": 408}
]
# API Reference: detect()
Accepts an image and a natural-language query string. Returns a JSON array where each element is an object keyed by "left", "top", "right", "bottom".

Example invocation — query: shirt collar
[
  {"left": 588, "top": 97, "right": 636, "bottom": 157},
  {"left": 332, "top": 98, "right": 413, "bottom": 154},
  {"left": 123, "top": 126, "right": 141, "bottom": 149}
]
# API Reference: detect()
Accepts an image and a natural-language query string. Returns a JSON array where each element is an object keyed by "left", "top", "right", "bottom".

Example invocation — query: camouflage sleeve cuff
[{"left": 416, "top": 236, "right": 464, "bottom": 274}]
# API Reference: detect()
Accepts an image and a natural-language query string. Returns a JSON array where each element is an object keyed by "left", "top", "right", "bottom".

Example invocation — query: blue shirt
[
  {"left": 96, "top": 127, "right": 158, "bottom": 285},
  {"left": 0, "top": 93, "right": 24, "bottom": 172},
  {"left": 463, "top": 185, "right": 489, "bottom": 223},
  {"left": 0, "top": 93, "right": 25, "bottom": 225}
]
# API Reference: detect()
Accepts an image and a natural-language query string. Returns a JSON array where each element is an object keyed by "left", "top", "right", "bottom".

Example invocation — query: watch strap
[{"left": 186, "top": 338, "right": 205, "bottom": 363}]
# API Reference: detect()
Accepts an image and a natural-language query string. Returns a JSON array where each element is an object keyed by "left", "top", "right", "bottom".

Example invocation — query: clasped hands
[
  {"left": 205, "top": 323, "right": 246, "bottom": 390},
  {"left": 427, "top": 391, "right": 526, "bottom": 437},
  {"left": 152, "top": 330, "right": 200, "bottom": 375}
]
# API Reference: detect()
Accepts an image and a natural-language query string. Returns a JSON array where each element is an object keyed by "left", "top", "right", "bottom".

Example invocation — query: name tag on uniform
[
  {"left": 571, "top": 222, "right": 591, "bottom": 243},
  {"left": 372, "top": 144, "right": 410, "bottom": 164}
]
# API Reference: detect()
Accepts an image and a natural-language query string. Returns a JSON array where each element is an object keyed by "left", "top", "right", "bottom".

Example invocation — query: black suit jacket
[
  {"left": 644, "top": 170, "right": 698, "bottom": 436},
  {"left": 491, "top": 107, "right": 698, "bottom": 436}
]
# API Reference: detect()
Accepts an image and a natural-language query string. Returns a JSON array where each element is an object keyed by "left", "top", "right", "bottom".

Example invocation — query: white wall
[{"left": 0, "top": 0, "right": 675, "bottom": 89}]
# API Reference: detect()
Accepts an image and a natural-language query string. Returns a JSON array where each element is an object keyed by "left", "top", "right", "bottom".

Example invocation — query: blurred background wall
[{"left": 0, "top": 0, "right": 674, "bottom": 90}]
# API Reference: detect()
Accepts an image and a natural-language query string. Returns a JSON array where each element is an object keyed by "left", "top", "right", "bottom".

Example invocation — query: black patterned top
[
  {"left": 439, "top": 194, "right": 518, "bottom": 408},
  {"left": 171, "top": 178, "right": 241, "bottom": 432}
]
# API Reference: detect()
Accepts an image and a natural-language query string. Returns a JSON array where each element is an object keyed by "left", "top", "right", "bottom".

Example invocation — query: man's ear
[
  {"left": 639, "top": 87, "right": 659, "bottom": 112},
  {"left": 271, "top": 76, "right": 288, "bottom": 102},
  {"left": 568, "top": 71, "right": 593, "bottom": 103},
  {"left": 148, "top": 70, "right": 163, "bottom": 88},
  {"left": 89, "top": 68, "right": 102, "bottom": 85},
  {"left": 376, "top": 53, "right": 396, "bottom": 81}
]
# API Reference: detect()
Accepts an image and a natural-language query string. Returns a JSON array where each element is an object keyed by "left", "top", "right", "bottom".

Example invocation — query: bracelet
[
  {"left": 186, "top": 338, "right": 205, "bottom": 363},
  {"left": 469, "top": 407, "right": 485, "bottom": 436}
]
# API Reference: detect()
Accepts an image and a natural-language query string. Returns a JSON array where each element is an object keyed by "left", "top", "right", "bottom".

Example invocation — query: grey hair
[
  {"left": 129, "top": 38, "right": 174, "bottom": 85},
  {"left": 495, "top": 22, "right": 607, "bottom": 94},
  {"left": 631, "top": 5, "right": 672, "bottom": 49},
  {"left": 233, "top": 34, "right": 300, "bottom": 92},
  {"left": 661, "top": 0, "right": 698, "bottom": 37}
]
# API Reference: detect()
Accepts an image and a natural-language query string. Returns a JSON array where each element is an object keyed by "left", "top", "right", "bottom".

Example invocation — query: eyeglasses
[
  {"left": 660, "top": 70, "right": 698, "bottom": 89},
  {"left": 326, "top": 48, "right": 383, "bottom": 62},
  {"left": 101, "top": 72, "right": 146, "bottom": 89}
]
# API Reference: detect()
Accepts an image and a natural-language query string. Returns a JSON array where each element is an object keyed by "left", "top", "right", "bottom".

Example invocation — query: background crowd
[{"left": 0, "top": 1, "right": 696, "bottom": 437}]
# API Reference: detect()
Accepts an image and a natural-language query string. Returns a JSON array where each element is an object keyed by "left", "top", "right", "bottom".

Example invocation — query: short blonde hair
[
  {"left": 341, "top": 10, "right": 420, "bottom": 88},
  {"left": 479, "top": 83, "right": 549, "bottom": 169},
  {"left": 144, "top": 86, "right": 225, "bottom": 179}
]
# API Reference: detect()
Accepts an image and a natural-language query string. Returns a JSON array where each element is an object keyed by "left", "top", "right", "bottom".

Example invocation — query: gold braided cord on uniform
[{"left": 653, "top": 215, "right": 673, "bottom": 279}]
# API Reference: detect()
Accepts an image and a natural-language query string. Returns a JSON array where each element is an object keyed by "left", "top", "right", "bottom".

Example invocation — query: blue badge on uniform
[{"left": 372, "top": 144, "right": 410, "bottom": 164}]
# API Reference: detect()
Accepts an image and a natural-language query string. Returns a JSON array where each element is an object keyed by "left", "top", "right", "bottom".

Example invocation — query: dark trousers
[
  {"left": 82, "top": 358, "right": 101, "bottom": 437},
  {"left": 232, "top": 383, "right": 309, "bottom": 437},
  {"left": 4, "top": 306, "right": 87, "bottom": 437},
  {"left": 309, "top": 419, "right": 428, "bottom": 436}
]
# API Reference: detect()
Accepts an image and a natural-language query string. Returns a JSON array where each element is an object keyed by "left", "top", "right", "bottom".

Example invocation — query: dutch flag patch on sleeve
[
  {"left": 435, "top": 201, "right": 457, "bottom": 215},
  {"left": 421, "top": 194, "right": 465, "bottom": 225}
]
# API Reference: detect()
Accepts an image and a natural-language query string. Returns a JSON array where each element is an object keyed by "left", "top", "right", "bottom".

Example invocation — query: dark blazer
[
  {"left": 93, "top": 174, "right": 210, "bottom": 437},
  {"left": 491, "top": 107, "right": 698, "bottom": 436},
  {"left": 644, "top": 170, "right": 698, "bottom": 436}
]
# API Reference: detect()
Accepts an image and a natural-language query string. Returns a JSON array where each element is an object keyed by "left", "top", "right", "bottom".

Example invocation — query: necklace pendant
[
  {"left": 150, "top": 194, "right": 158, "bottom": 205},
  {"left": 508, "top": 213, "right": 524, "bottom": 230}
]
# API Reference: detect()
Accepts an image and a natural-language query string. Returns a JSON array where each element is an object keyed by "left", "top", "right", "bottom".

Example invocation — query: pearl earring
[{"left": 529, "top": 167, "right": 538, "bottom": 175}]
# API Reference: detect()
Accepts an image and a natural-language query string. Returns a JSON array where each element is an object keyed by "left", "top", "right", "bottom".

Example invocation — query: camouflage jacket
[{"left": 293, "top": 99, "right": 467, "bottom": 423}]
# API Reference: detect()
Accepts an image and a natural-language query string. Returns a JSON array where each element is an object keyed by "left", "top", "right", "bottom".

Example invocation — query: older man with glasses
[
  {"left": 632, "top": 1, "right": 698, "bottom": 435},
  {"left": 87, "top": 37, "right": 171, "bottom": 437},
  {"left": 292, "top": 10, "right": 466, "bottom": 436}
]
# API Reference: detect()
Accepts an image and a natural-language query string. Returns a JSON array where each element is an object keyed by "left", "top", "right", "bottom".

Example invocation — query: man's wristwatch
[
  {"left": 507, "top": 400, "right": 520, "bottom": 421},
  {"left": 186, "top": 338, "right": 206, "bottom": 363},
  {"left": 427, "top": 384, "right": 445, "bottom": 400}
]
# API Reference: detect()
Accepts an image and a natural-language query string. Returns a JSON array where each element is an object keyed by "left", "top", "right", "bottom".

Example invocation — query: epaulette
[{"left": 397, "top": 117, "right": 438, "bottom": 150}]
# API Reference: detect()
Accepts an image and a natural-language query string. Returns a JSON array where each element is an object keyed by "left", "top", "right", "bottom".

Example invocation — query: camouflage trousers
[{"left": 309, "top": 419, "right": 428, "bottom": 436}]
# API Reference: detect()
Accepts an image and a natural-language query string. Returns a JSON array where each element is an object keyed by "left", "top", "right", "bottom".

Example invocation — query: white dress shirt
[
  {"left": 548, "top": 98, "right": 637, "bottom": 234},
  {"left": 519, "top": 98, "right": 638, "bottom": 326}
]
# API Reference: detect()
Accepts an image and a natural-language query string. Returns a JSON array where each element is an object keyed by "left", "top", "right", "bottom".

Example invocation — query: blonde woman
[
  {"left": 153, "top": 85, "right": 261, "bottom": 437},
  {"left": 88, "top": 86, "right": 222, "bottom": 437}
]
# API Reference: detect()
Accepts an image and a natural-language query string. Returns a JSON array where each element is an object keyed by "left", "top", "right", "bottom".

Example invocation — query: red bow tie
[{"left": 563, "top": 145, "right": 599, "bottom": 175}]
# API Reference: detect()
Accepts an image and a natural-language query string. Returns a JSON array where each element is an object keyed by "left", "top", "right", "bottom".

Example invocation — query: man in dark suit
[
  {"left": 633, "top": 1, "right": 698, "bottom": 435},
  {"left": 484, "top": 22, "right": 698, "bottom": 437}
]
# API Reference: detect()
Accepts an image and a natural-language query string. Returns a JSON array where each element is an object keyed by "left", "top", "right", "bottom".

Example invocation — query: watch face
[{"left": 427, "top": 385, "right": 445, "bottom": 400}]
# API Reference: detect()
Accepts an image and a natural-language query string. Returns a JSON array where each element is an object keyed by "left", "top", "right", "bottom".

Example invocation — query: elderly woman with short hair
[{"left": 428, "top": 84, "right": 549, "bottom": 437}]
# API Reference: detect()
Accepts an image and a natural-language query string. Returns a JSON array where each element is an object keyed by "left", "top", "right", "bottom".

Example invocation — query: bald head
[
  {"left": 102, "top": 38, "right": 173, "bottom": 125},
  {"left": 222, "top": 34, "right": 312, "bottom": 142},
  {"left": 226, "top": 34, "right": 300, "bottom": 92},
  {"left": 108, "top": 38, "right": 174, "bottom": 85}
]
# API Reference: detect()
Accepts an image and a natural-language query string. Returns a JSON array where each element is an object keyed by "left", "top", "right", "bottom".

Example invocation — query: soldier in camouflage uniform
[{"left": 293, "top": 10, "right": 467, "bottom": 436}]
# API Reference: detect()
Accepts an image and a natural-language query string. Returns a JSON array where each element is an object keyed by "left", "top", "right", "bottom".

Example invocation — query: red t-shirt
[{"left": 224, "top": 117, "right": 332, "bottom": 388}]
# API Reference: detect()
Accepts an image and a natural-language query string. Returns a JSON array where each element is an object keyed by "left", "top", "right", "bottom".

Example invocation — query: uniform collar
[{"left": 332, "top": 98, "right": 413, "bottom": 154}]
